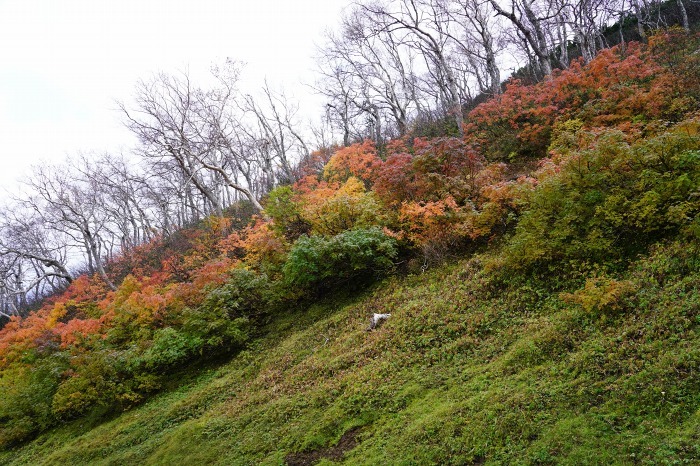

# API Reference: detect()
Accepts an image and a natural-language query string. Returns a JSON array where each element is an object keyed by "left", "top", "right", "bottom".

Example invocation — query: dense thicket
[{"left": 2, "top": 0, "right": 697, "bottom": 319}]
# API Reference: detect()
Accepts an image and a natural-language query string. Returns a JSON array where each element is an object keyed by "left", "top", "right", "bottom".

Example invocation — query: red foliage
[
  {"left": 42, "top": 275, "right": 109, "bottom": 310},
  {"left": 466, "top": 37, "right": 698, "bottom": 161},
  {"left": 374, "top": 137, "right": 485, "bottom": 206},
  {"left": 373, "top": 152, "right": 417, "bottom": 205}
]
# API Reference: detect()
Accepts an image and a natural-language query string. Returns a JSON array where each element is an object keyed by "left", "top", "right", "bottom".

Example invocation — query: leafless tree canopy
[
  {"left": 315, "top": 0, "right": 690, "bottom": 141},
  {"left": 1, "top": 62, "right": 316, "bottom": 311}
]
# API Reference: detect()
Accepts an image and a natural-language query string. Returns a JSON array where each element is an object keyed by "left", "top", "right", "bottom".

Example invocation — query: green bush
[
  {"left": 137, "top": 327, "right": 203, "bottom": 371},
  {"left": 180, "top": 269, "right": 272, "bottom": 350},
  {"left": 51, "top": 350, "right": 123, "bottom": 419},
  {"left": 264, "top": 185, "right": 310, "bottom": 240},
  {"left": 51, "top": 346, "right": 161, "bottom": 420},
  {"left": 282, "top": 227, "right": 398, "bottom": 292},
  {"left": 504, "top": 119, "right": 700, "bottom": 274},
  {"left": 0, "top": 355, "right": 67, "bottom": 448}
]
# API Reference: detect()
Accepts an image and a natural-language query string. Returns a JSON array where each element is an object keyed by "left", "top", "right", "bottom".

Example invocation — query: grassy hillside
[
  {"left": 2, "top": 237, "right": 698, "bottom": 465},
  {"left": 2, "top": 31, "right": 700, "bottom": 465}
]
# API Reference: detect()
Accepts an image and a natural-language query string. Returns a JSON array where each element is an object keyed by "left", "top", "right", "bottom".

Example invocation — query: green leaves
[
  {"left": 180, "top": 269, "right": 273, "bottom": 351},
  {"left": 283, "top": 227, "right": 398, "bottom": 292},
  {"left": 505, "top": 118, "right": 700, "bottom": 273}
]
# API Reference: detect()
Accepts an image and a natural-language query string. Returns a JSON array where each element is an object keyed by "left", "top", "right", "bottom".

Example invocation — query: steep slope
[
  {"left": 2, "top": 239, "right": 698, "bottom": 465},
  {"left": 2, "top": 31, "right": 700, "bottom": 465}
]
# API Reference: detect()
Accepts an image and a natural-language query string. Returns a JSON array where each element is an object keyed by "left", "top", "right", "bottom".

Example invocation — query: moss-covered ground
[{"left": 2, "top": 240, "right": 699, "bottom": 465}]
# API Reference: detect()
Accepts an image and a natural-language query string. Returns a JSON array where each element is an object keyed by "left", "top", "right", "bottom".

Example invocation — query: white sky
[{"left": 0, "top": 0, "right": 348, "bottom": 196}]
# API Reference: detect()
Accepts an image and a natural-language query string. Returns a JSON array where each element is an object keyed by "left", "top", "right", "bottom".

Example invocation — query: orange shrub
[{"left": 323, "top": 140, "right": 383, "bottom": 186}]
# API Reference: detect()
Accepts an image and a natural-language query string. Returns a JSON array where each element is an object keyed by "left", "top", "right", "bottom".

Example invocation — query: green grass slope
[{"left": 2, "top": 239, "right": 698, "bottom": 465}]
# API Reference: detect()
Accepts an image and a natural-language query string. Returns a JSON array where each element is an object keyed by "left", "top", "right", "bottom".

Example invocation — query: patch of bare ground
[{"left": 285, "top": 427, "right": 361, "bottom": 466}]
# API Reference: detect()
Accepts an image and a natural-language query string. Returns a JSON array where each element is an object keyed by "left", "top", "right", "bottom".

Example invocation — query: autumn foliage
[{"left": 1, "top": 32, "right": 699, "bottom": 447}]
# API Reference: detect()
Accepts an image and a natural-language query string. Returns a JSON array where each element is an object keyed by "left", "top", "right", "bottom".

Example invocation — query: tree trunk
[
  {"left": 633, "top": 0, "right": 647, "bottom": 41},
  {"left": 677, "top": 0, "right": 689, "bottom": 32},
  {"left": 83, "top": 228, "right": 116, "bottom": 291}
]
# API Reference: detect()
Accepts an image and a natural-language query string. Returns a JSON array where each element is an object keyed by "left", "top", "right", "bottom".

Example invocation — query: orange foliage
[
  {"left": 466, "top": 37, "right": 697, "bottom": 161},
  {"left": 191, "top": 257, "right": 237, "bottom": 290},
  {"left": 398, "top": 197, "right": 469, "bottom": 246},
  {"left": 323, "top": 140, "right": 383, "bottom": 186},
  {"left": 293, "top": 175, "right": 340, "bottom": 197},
  {"left": 54, "top": 318, "right": 102, "bottom": 348},
  {"left": 99, "top": 275, "right": 161, "bottom": 327},
  {"left": 220, "top": 218, "right": 289, "bottom": 270},
  {"left": 0, "top": 312, "right": 50, "bottom": 367}
]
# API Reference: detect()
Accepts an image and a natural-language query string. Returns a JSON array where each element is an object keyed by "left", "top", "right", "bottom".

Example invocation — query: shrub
[
  {"left": 51, "top": 347, "right": 164, "bottom": 420},
  {"left": 51, "top": 350, "right": 124, "bottom": 419},
  {"left": 0, "top": 355, "right": 67, "bottom": 448},
  {"left": 300, "top": 177, "right": 388, "bottom": 237},
  {"left": 180, "top": 269, "right": 272, "bottom": 350},
  {"left": 137, "top": 327, "right": 203, "bottom": 371},
  {"left": 282, "top": 227, "right": 398, "bottom": 292},
  {"left": 560, "top": 275, "right": 636, "bottom": 315},
  {"left": 264, "top": 186, "right": 311, "bottom": 241},
  {"left": 373, "top": 152, "right": 417, "bottom": 205},
  {"left": 323, "top": 140, "right": 383, "bottom": 187},
  {"left": 220, "top": 219, "right": 290, "bottom": 277},
  {"left": 504, "top": 118, "right": 700, "bottom": 273}
]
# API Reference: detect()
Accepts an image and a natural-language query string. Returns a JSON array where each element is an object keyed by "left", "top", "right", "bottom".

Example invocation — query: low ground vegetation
[{"left": 1, "top": 32, "right": 699, "bottom": 464}]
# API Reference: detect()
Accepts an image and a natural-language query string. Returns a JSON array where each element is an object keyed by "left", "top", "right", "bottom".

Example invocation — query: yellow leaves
[
  {"left": 561, "top": 276, "right": 636, "bottom": 314},
  {"left": 102, "top": 275, "right": 170, "bottom": 328},
  {"left": 45, "top": 302, "right": 68, "bottom": 329},
  {"left": 300, "top": 177, "right": 386, "bottom": 237},
  {"left": 336, "top": 176, "right": 365, "bottom": 196}
]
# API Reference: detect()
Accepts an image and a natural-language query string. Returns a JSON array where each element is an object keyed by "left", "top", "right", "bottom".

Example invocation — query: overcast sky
[{"left": 0, "top": 0, "right": 348, "bottom": 196}]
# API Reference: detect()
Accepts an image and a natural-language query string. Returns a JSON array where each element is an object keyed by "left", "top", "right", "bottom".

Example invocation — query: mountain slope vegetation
[
  {"left": 1, "top": 30, "right": 700, "bottom": 464},
  {"left": 1, "top": 238, "right": 699, "bottom": 465}
]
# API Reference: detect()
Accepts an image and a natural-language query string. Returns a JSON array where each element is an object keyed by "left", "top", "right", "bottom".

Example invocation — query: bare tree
[
  {"left": 0, "top": 208, "right": 73, "bottom": 316},
  {"left": 121, "top": 69, "right": 264, "bottom": 214},
  {"left": 315, "top": 59, "right": 363, "bottom": 146},
  {"left": 121, "top": 73, "right": 224, "bottom": 215},
  {"left": 488, "top": 0, "right": 561, "bottom": 78},
  {"left": 556, "top": 0, "right": 620, "bottom": 64},
  {"left": 240, "top": 82, "right": 310, "bottom": 185},
  {"left": 19, "top": 163, "right": 116, "bottom": 290},
  {"left": 448, "top": 0, "right": 504, "bottom": 96},
  {"left": 677, "top": 0, "right": 689, "bottom": 32},
  {"left": 73, "top": 153, "right": 159, "bottom": 253},
  {"left": 630, "top": 0, "right": 671, "bottom": 39},
  {"left": 319, "top": 7, "right": 426, "bottom": 139},
  {"left": 360, "top": 0, "right": 466, "bottom": 135}
]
